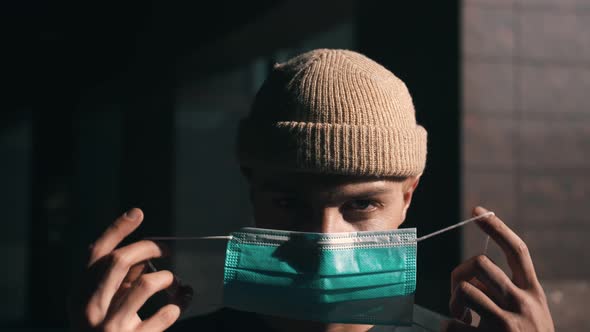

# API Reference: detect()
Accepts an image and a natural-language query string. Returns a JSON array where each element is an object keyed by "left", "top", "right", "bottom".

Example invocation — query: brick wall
[{"left": 462, "top": 0, "right": 590, "bottom": 330}]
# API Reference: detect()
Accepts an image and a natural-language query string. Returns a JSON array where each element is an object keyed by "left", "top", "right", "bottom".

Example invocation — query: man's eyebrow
[{"left": 330, "top": 187, "right": 391, "bottom": 199}]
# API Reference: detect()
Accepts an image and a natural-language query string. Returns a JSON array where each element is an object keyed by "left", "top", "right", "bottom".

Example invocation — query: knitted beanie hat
[{"left": 237, "top": 49, "right": 427, "bottom": 177}]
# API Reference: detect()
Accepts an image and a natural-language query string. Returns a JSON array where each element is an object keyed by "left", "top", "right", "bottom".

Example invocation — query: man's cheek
[{"left": 387, "top": 206, "right": 406, "bottom": 228}]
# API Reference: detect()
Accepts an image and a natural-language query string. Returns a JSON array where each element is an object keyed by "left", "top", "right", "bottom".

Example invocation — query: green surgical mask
[
  {"left": 146, "top": 212, "right": 494, "bottom": 328},
  {"left": 223, "top": 227, "right": 417, "bottom": 326}
]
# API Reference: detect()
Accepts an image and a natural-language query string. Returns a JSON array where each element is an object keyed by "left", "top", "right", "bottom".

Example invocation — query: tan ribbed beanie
[{"left": 237, "top": 49, "right": 427, "bottom": 177}]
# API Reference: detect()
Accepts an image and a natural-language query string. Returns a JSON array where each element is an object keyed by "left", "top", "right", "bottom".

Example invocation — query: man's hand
[
  {"left": 443, "top": 206, "right": 554, "bottom": 332},
  {"left": 68, "top": 208, "right": 183, "bottom": 332}
]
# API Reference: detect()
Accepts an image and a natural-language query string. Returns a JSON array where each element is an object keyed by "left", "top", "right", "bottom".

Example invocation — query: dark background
[{"left": 2, "top": 0, "right": 588, "bottom": 330}]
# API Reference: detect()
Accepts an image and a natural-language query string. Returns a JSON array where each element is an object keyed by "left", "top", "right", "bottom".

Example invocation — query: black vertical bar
[
  {"left": 120, "top": 107, "right": 175, "bottom": 240},
  {"left": 357, "top": 1, "right": 461, "bottom": 314},
  {"left": 118, "top": 49, "right": 176, "bottom": 250},
  {"left": 118, "top": 0, "right": 176, "bottom": 244},
  {"left": 65, "top": 110, "right": 125, "bottom": 308},
  {"left": 29, "top": 110, "right": 77, "bottom": 326}
]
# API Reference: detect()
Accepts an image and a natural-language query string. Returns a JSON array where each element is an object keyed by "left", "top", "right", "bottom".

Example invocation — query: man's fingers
[
  {"left": 125, "top": 262, "right": 148, "bottom": 286},
  {"left": 473, "top": 206, "right": 539, "bottom": 290},
  {"left": 111, "top": 270, "right": 175, "bottom": 322},
  {"left": 450, "top": 280, "right": 505, "bottom": 324},
  {"left": 86, "top": 240, "right": 167, "bottom": 321},
  {"left": 111, "top": 262, "right": 148, "bottom": 307},
  {"left": 89, "top": 208, "right": 144, "bottom": 266},
  {"left": 138, "top": 304, "right": 181, "bottom": 332},
  {"left": 451, "top": 255, "right": 517, "bottom": 309}
]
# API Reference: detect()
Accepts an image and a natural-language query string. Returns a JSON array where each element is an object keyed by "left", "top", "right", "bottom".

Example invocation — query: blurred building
[{"left": 461, "top": 1, "right": 590, "bottom": 330}]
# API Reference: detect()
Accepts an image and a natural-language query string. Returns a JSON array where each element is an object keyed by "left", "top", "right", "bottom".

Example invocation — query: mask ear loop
[
  {"left": 143, "top": 236, "right": 233, "bottom": 289},
  {"left": 144, "top": 236, "right": 233, "bottom": 304},
  {"left": 416, "top": 211, "right": 495, "bottom": 242},
  {"left": 415, "top": 212, "right": 494, "bottom": 326},
  {"left": 145, "top": 212, "right": 495, "bottom": 243},
  {"left": 144, "top": 236, "right": 233, "bottom": 241}
]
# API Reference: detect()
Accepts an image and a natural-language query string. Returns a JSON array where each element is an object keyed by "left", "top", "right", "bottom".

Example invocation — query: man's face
[
  {"left": 247, "top": 169, "right": 421, "bottom": 233},
  {"left": 244, "top": 169, "right": 421, "bottom": 331}
]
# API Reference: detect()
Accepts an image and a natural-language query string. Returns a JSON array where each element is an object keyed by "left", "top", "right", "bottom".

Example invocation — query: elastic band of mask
[
  {"left": 144, "top": 211, "right": 495, "bottom": 242},
  {"left": 415, "top": 211, "right": 495, "bottom": 242},
  {"left": 144, "top": 235, "right": 234, "bottom": 241}
]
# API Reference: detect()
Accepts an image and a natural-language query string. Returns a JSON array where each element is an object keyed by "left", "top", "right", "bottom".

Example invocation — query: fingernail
[
  {"left": 125, "top": 208, "right": 140, "bottom": 220},
  {"left": 474, "top": 206, "right": 488, "bottom": 216}
]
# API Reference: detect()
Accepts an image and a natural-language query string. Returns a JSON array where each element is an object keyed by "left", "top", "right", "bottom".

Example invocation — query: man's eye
[{"left": 345, "top": 199, "right": 377, "bottom": 211}]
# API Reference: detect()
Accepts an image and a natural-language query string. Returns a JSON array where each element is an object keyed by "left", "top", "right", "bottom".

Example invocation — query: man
[{"left": 69, "top": 49, "right": 554, "bottom": 331}]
